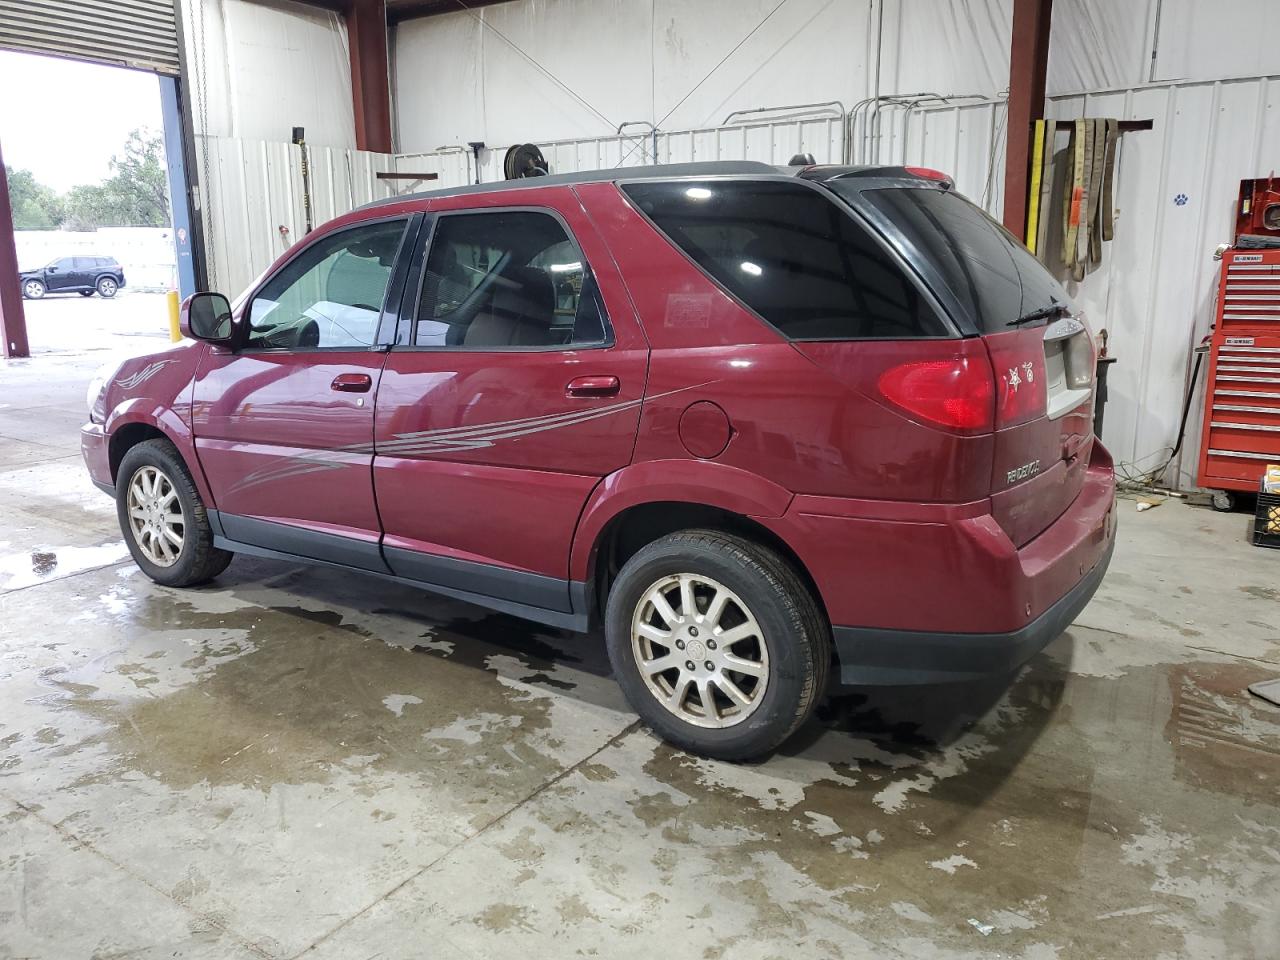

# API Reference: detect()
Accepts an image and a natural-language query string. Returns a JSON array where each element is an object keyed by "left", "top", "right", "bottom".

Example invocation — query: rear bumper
[
  {"left": 832, "top": 532, "right": 1114, "bottom": 685},
  {"left": 764, "top": 442, "right": 1117, "bottom": 686}
]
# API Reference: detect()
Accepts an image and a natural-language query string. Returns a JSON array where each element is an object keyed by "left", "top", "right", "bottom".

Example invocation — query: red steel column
[
  {"left": 346, "top": 0, "right": 393, "bottom": 153},
  {"left": 0, "top": 141, "right": 30, "bottom": 359},
  {"left": 1002, "top": 0, "right": 1054, "bottom": 235}
]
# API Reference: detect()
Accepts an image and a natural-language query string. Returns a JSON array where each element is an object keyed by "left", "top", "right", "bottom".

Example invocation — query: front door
[
  {"left": 373, "top": 197, "right": 648, "bottom": 612},
  {"left": 47, "top": 257, "right": 76, "bottom": 291},
  {"left": 192, "top": 215, "right": 416, "bottom": 570}
]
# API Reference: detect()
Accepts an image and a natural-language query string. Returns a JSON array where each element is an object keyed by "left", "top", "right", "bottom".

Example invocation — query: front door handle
[
  {"left": 566, "top": 375, "right": 620, "bottom": 398},
  {"left": 331, "top": 373, "right": 373, "bottom": 393}
]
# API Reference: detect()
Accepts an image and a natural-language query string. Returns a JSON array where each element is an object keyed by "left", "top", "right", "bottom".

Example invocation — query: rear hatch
[{"left": 838, "top": 180, "right": 1097, "bottom": 547}]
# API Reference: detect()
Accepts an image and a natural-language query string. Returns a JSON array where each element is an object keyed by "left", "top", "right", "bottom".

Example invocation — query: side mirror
[{"left": 181, "top": 292, "right": 235, "bottom": 343}]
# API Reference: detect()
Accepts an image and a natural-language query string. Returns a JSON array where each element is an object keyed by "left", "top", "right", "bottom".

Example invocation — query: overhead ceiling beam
[
  {"left": 1002, "top": 0, "right": 1054, "bottom": 236},
  {"left": 385, "top": 0, "right": 515, "bottom": 24}
]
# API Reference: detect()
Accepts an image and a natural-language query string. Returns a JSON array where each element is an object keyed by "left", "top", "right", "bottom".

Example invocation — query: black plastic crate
[{"left": 1255, "top": 489, "right": 1280, "bottom": 549}]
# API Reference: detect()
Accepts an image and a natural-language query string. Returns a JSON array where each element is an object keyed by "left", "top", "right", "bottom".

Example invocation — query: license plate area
[{"left": 1044, "top": 316, "right": 1093, "bottom": 420}]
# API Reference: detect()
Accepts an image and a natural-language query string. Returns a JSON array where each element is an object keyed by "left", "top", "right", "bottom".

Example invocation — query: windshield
[{"left": 839, "top": 184, "right": 1074, "bottom": 333}]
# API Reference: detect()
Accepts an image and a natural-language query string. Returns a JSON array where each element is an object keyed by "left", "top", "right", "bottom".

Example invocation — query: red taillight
[
  {"left": 904, "top": 166, "right": 954, "bottom": 188},
  {"left": 986, "top": 337, "right": 1049, "bottom": 428},
  {"left": 877, "top": 358, "right": 995, "bottom": 433}
]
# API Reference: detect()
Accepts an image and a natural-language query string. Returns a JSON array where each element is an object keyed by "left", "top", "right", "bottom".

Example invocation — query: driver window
[{"left": 246, "top": 219, "right": 407, "bottom": 350}]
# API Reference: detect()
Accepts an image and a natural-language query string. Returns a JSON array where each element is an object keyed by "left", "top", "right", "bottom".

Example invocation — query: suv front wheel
[
  {"left": 116, "top": 439, "right": 232, "bottom": 586},
  {"left": 605, "top": 530, "right": 830, "bottom": 761},
  {"left": 22, "top": 279, "right": 45, "bottom": 300}
]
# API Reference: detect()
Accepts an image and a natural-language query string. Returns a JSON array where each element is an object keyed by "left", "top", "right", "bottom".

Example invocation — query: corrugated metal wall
[
  {"left": 196, "top": 137, "right": 399, "bottom": 298},
  {"left": 196, "top": 77, "right": 1278, "bottom": 495},
  {"left": 197, "top": 114, "right": 851, "bottom": 298},
  {"left": 1047, "top": 77, "right": 1280, "bottom": 490}
]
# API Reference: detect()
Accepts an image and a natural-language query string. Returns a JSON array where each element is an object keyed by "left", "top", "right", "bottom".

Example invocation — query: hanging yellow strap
[{"left": 1026, "top": 119, "right": 1046, "bottom": 253}]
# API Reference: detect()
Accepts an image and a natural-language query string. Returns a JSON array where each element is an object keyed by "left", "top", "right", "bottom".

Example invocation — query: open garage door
[{"left": 0, "top": 0, "right": 179, "bottom": 75}]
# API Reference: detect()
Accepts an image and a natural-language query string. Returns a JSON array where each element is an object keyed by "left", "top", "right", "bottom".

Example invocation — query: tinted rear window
[
  {"left": 623, "top": 179, "right": 948, "bottom": 340},
  {"left": 853, "top": 185, "right": 1071, "bottom": 333}
]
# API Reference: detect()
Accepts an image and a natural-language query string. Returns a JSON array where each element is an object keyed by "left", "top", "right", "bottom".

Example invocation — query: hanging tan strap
[
  {"left": 1064, "top": 120, "right": 1086, "bottom": 272},
  {"left": 1101, "top": 118, "right": 1119, "bottom": 241},
  {"left": 1073, "top": 119, "right": 1094, "bottom": 279},
  {"left": 1087, "top": 118, "right": 1107, "bottom": 268}
]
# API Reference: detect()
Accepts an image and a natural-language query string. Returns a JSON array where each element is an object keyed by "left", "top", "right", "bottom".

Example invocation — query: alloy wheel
[
  {"left": 630, "top": 573, "right": 769, "bottom": 729},
  {"left": 126, "top": 465, "right": 185, "bottom": 567},
  {"left": 23, "top": 281, "right": 43, "bottom": 299}
]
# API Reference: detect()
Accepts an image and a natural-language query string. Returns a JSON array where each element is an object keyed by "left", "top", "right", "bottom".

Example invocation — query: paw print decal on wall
[{"left": 1174, "top": 193, "right": 1189, "bottom": 206}]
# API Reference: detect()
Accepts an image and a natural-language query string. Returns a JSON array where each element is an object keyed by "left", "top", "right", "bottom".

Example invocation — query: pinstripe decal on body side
[
  {"left": 223, "top": 381, "right": 715, "bottom": 495},
  {"left": 116, "top": 359, "right": 179, "bottom": 389}
]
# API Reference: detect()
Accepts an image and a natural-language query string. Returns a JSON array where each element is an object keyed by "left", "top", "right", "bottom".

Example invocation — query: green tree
[
  {"left": 5, "top": 166, "right": 65, "bottom": 229},
  {"left": 63, "top": 128, "right": 171, "bottom": 228}
]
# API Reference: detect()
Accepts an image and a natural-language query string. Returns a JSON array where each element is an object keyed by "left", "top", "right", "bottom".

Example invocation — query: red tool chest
[{"left": 1197, "top": 248, "right": 1280, "bottom": 496}]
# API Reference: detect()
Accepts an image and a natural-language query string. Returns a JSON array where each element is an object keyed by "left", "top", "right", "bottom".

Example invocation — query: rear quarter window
[
  {"left": 622, "top": 179, "right": 949, "bottom": 340},
  {"left": 855, "top": 185, "right": 1073, "bottom": 333}
]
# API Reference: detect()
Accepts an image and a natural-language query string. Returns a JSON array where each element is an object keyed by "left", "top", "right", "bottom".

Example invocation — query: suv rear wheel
[
  {"left": 116, "top": 439, "right": 232, "bottom": 587},
  {"left": 96, "top": 276, "right": 119, "bottom": 298},
  {"left": 605, "top": 530, "right": 829, "bottom": 760},
  {"left": 22, "top": 279, "right": 45, "bottom": 300}
]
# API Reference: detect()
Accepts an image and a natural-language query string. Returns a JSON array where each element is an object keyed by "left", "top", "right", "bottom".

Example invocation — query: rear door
[
  {"left": 192, "top": 215, "right": 417, "bottom": 569},
  {"left": 70, "top": 257, "right": 90, "bottom": 288},
  {"left": 373, "top": 192, "right": 648, "bottom": 611},
  {"left": 855, "top": 183, "right": 1097, "bottom": 546}
]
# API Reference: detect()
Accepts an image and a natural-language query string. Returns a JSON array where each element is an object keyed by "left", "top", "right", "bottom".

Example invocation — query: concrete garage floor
[{"left": 1, "top": 329, "right": 1278, "bottom": 959}]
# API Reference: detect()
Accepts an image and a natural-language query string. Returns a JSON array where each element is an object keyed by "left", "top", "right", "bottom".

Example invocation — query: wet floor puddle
[
  {"left": 1, "top": 565, "right": 1277, "bottom": 957},
  {"left": 0, "top": 541, "right": 129, "bottom": 591}
]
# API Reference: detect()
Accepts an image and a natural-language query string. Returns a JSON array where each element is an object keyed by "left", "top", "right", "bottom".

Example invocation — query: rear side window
[
  {"left": 622, "top": 179, "right": 948, "bottom": 340},
  {"left": 414, "top": 211, "right": 609, "bottom": 349},
  {"left": 855, "top": 185, "right": 1072, "bottom": 333}
]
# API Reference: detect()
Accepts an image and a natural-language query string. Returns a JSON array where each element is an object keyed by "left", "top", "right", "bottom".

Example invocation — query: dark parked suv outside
[
  {"left": 21, "top": 255, "right": 125, "bottom": 299},
  {"left": 80, "top": 161, "right": 1116, "bottom": 760}
]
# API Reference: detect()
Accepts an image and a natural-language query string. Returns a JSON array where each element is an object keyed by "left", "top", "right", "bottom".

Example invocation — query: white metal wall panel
[
  {"left": 1153, "top": 0, "right": 1280, "bottom": 85},
  {"left": 182, "top": 0, "right": 356, "bottom": 148},
  {"left": 392, "top": 0, "right": 1012, "bottom": 155},
  {"left": 1047, "top": 77, "right": 1280, "bottom": 489},
  {"left": 195, "top": 136, "right": 399, "bottom": 299},
  {"left": 1046, "top": 0, "right": 1155, "bottom": 95},
  {"left": 534, "top": 115, "right": 846, "bottom": 179},
  {"left": 0, "top": 0, "right": 179, "bottom": 74},
  {"left": 850, "top": 99, "right": 1007, "bottom": 217}
]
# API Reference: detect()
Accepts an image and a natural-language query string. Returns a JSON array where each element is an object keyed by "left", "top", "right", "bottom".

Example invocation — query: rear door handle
[
  {"left": 332, "top": 373, "right": 373, "bottom": 393},
  {"left": 566, "top": 375, "right": 620, "bottom": 398}
]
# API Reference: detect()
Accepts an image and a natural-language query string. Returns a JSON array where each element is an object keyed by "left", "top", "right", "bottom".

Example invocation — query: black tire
[
  {"left": 22, "top": 279, "right": 45, "bottom": 300},
  {"left": 605, "top": 530, "right": 830, "bottom": 761},
  {"left": 80, "top": 290, "right": 95, "bottom": 297},
  {"left": 96, "top": 275, "right": 119, "bottom": 298},
  {"left": 116, "top": 438, "right": 232, "bottom": 587}
]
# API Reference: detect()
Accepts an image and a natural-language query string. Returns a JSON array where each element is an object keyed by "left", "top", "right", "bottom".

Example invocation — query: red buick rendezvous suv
[{"left": 81, "top": 161, "right": 1115, "bottom": 760}]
